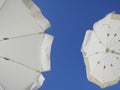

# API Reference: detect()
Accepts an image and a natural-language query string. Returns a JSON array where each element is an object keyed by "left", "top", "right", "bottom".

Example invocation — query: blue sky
[{"left": 33, "top": 0, "right": 120, "bottom": 90}]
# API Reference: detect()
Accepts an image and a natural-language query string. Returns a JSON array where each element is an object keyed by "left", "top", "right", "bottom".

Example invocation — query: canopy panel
[
  {"left": 0, "top": 0, "right": 50, "bottom": 40},
  {"left": 0, "top": 57, "right": 44, "bottom": 90},
  {"left": 0, "top": 33, "right": 54, "bottom": 72}
]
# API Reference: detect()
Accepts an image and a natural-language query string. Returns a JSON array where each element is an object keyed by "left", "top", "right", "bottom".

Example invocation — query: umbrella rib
[
  {"left": 114, "top": 54, "right": 120, "bottom": 61},
  {"left": 91, "top": 54, "right": 106, "bottom": 75},
  {"left": 93, "top": 31, "right": 106, "bottom": 49},
  {"left": 114, "top": 48, "right": 120, "bottom": 52},
  {"left": 111, "top": 66, "right": 117, "bottom": 81},
  {"left": 102, "top": 54, "right": 109, "bottom": 83},
  {"left": 10, "top": 59, "right": 41, "bottom": 73},
  {"left": 0, "top": 0, "right": 7, "bottom": 10},
  {"left": 103, "top": 66, "right": 105, "bottom": 83},
  {"left": 109, "top": 33, "right": 120, "bottom": 48},
  {"left": 106, "top": 25, "right": 110, "bottom": 48},
  {"left": 85, "top": 51, "right": 105, "bottom": 57},
  {"left": 111, "top": 56, "right": 118, "bottom": 81},
  {"left": 116, "top": 59, "right": 120, "bottom": 65},
  {"left": 111, "top": 55, "right": 117, "bottom": 81},
  {"left": 115, "top": 52, "right": 120, "bottom": 55},
  {"left": 0, "top": 32, "right": 44, "bottom": 42},
  {"left": 110, "top": 40, "right": 120, "bottom": 49},
  {"left": 1, "top": 56, "right": 41, "bottom": 73},
  {"left": 91, "top": 54, "right": 109, "bottom": 83},
  {"left": 0, "top": 82, "right": 5, "bottom": 90}
]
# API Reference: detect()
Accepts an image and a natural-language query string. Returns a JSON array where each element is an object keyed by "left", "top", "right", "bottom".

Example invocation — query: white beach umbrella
[
  {"left": 0, "top": 0, "right": 54, "bottom": 90},
  {"left": 81, "top": 13, "right": 120, "bottom": 88}
]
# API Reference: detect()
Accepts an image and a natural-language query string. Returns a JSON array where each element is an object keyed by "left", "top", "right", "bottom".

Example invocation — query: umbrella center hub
[
  {"left": 105, "top": 48, "right": 110, "bottom": 53},
  {"left": 105, "top": 48, "right": 117, "bottom": 54}
]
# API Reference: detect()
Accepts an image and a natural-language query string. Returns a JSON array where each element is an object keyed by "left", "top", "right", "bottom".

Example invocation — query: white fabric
[
  {"left": 0, "top": 0, "right": 50, "bottom": 40},
  {"left": 0, "top": 33, "right": 54, "bottom": 72},
  {"left": 81, "top": 13, "right": 120, "bottom": 88},
  {"left": 0, "top": 0, "right": 6, "bottom": 9},
  {"left": 0, "top": 0, "right": 54, "bottom": 90},
  {"left": 0, "top": 58, "right": 45, "bottom": 90}
]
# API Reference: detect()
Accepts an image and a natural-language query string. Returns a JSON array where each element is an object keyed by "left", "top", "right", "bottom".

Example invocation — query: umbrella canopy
[
  {"left": 81, "top": 13, "right": 120, "bottom": 88},
  {"left": 0, "top": 0, "right": 50, "bottom": 40},
  {"left": 0, "top": 33, "right": 54, "bottom": 72},
  {"left": 0, "top": 0, "right": 54, "bottom": 90},
  {"left": 0, "top": 57, "right": 45, "bottom": 90}
]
